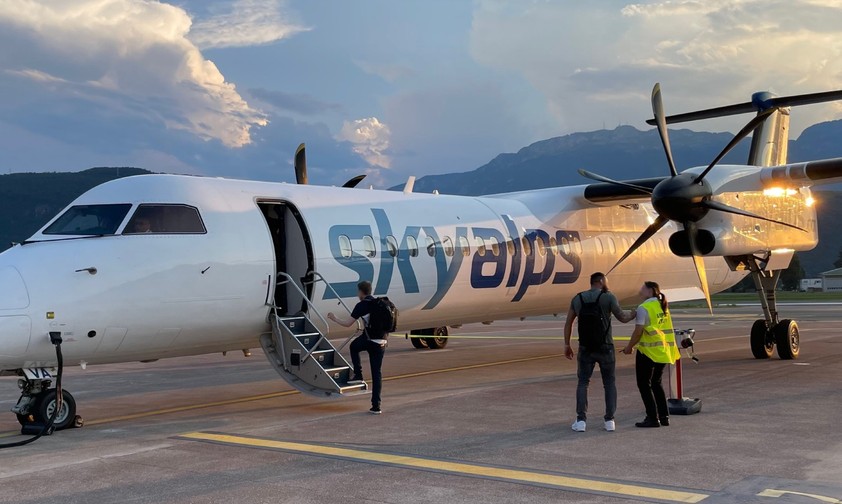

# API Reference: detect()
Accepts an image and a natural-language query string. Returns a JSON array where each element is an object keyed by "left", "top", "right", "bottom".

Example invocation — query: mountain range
[{"left": 2, "top": 121, "right": 842, "bottom": 276}]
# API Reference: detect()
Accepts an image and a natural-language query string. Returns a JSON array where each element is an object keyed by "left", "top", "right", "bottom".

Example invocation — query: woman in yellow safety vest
[{"left": 621, "top": 281, "right": 680, "bottom": 428}]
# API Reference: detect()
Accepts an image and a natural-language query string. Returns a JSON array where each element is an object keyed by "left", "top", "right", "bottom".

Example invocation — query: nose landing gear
[{"left": 12, "top": 373, "right": 81, "bottom": 434}]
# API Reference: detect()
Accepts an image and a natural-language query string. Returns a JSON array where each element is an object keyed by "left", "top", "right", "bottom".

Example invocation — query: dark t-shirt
[
  {"left": 570, "top": 288, "right": 625, "bottom": 344},
  {"left": 351, "top": 296, "right": 376, "bottom": 337}
]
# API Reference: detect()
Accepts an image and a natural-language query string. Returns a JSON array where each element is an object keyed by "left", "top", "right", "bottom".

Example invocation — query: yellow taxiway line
[{"left": 179, "top": 431, "right": 710, "bottom": 503}]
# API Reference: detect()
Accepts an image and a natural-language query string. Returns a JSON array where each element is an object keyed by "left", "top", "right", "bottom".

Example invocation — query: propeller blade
[
  {"left": 685, "top": 222, "right": 713, "bottom": 314},
  {"left": 342, "top": 174, "right": 366, "bottom": 188},
  {"left": 693, "top": 108, "right": 777, "bottom": 184},
  {"left": 578, "top": 169, "right": 653, "bottom": 194},
  {"left": 294, "top": 143, "right": 308, "bottom": 185},
  {"left": 608, "top": 215, "right": 669, "bottom": 274},
  {"left": 652, "top": 83, "right": 679, "bottom": 177},
  {"left": 703, "top": 199, "right": 806, "bottom": 232}
]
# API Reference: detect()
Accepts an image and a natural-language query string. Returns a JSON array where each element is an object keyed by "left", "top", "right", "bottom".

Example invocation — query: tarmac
[{"left": 1, "top": 304, "right": 841, "bottom": 503}]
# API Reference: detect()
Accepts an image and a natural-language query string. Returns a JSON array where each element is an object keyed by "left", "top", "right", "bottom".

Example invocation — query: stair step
[
  {"left": 278, "top": 316, "right": 308, "bottom": 334},
  {"left": 296, "top": 333, "right": 324, "bottom": 350},
  {"left": 311, "top": 349, "right": 336, "bottom": 367},
  {"left": 339, "top": 383, "right": 369, "bottom": 394},
  {"left": 322, "top": 366, "right": 350, "bottom": 384}
]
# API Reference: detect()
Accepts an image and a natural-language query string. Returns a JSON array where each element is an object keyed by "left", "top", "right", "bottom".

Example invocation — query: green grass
[{"left": 670, "top": 291, "right": 842, "bottom": 308}]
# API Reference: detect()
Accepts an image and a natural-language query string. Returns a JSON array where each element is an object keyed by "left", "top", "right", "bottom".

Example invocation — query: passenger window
[
  {"left": 443, "top": 237, "right": 454, "bottom": 257},
  {"left": 426, "top": 236, "right": 437, "bottom": 257},
  {"left": 458, "top": 236, "right": 471, "bottom": 257},
  {"left": 548, "top": 236, "right": 558, "bottom": 255},
  {"left": 386, "top": 235, "right": 398, "bottom": 257},
  {"left": 522, "top": 237, "right": 532, "bottom": 256},
  {"left": 535, "top": 236, "right": 546, "bottom": 257},
  {"left": 44, "top": 204, "right": 132, "bottom": 236},
  {"left": 596, "top": 238, "right": 604, "bottom": 255},
  {"left": 506, "top": 238, "right": 515, "bottom": 256},
  {"left": 362, "top": 235, "right": 376, "bottom": 258},
  {"left": 475, "top": 237, "right": 487, "bottom": 257},
  {"left": 561, "top": 236, "right": 571, "bottom": 255},
  {"left": 407, "top": 236, "right": 419, "bottom": 257},
  {"left": 338, "top": 235, "right": 353, "bottom": 258},
  {"left": 608, "top": 237, "right": 616, "bottom": 255},
  {"left": 488, "top": 236, "right": 501, "bottom": 257},
  {"left": 124, "top": 204, "right": 205, "bottom": 234},
  {"left": 573, "top": 236, "right": 583, "bottom": 254}
]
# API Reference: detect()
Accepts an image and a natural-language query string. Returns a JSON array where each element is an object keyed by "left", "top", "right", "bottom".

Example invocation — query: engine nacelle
[{"left": 668, "top": 229, "right": 715, "bottom": 257}]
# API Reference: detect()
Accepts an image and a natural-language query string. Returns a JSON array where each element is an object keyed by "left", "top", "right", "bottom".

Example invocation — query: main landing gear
[
  {"left": 12, "top": 373, "right": 81, "bottom": 433},
  {"left": 740, "top": 256, "right": 800, "bottom": 360},
  {"left": 409, "top": 327, "right": 449, "bottom": 349}
]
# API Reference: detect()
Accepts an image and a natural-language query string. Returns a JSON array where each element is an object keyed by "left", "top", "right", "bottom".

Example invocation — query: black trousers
[
  {"left": 350, "top": 335, "right": 385, "bottom": 408},
  {"left": 635, "top": 351, "right": 669, "bottom": 421}
]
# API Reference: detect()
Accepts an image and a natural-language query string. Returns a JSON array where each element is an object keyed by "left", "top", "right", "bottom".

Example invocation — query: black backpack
[
  {"left": 577, "top": 292, "right": 610, "bottom": 350},
  {"left": 367, "top": 297, "right": 398, "bottom": 339}
]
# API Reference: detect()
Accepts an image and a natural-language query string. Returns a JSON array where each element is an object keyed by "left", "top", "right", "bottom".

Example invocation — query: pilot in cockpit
[{"left": 131, "top": 217, "right": 152, "bottom": 233}]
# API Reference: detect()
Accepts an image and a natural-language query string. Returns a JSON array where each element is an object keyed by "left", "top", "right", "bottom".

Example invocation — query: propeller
[
  {"left": 294, "top": 143, "right": 308, "bottom": 185},
  {"left": 293, "top": 142, "right": 367, "bottom": 188},
  {"left": 581, "top": 83, "right": 807, "bottom": 313}
]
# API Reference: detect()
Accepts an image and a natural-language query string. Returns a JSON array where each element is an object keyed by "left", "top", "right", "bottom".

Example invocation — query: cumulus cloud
[
  {"left": 189, "top": 0, "right": 308, "bottom": 49},
  {"left": 337, "top": 117, "right": 392, "bottom": 168},
  {"left": 0, "top": 0, "right": 269, "bottom": 147},
  {"left": 470, "top": 0, "right": 842, "bottom": 136}
]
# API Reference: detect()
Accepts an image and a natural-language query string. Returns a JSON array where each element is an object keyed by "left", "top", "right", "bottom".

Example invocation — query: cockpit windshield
[{"left": 43, "top": 204, "right": 132, "bottom": 236}]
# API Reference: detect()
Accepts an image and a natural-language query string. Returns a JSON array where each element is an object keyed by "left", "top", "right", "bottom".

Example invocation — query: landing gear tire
[
  {"left": 410, "top": 335, "right": 428, "bottom": 349},
  {"left": 774, "top": 319, "right": 800, "bottom": 360},
  {"left": 425, "top": 327, "right": 448, "bottom": 349},
  {"left": 750, "top": 319, "right": 774, "bottom": 359},
  {"left": 33, "top": 389, "right": 76, "bottom": 431}
]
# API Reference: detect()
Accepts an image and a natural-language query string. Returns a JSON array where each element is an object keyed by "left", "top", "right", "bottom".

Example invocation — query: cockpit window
[
  {"left": 43, "top": 204, "right": 132, "bottom": 236},
  {"left": 124, "top": 204, "right": 206, "bottom": 235}
]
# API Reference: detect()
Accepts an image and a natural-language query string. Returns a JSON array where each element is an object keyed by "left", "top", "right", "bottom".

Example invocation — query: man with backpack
[
  {"left": 328, "top": 280, "right": 397, "bottom": 415},
  {"left": 563, "top": 272, "right": 635, "bottom": 432}
]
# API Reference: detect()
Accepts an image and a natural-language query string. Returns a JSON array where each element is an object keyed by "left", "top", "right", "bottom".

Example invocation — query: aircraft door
[{"left": 258, "top": 202, "right": 314, "bottom": 316}]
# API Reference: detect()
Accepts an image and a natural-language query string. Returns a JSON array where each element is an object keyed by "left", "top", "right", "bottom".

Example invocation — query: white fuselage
[{"left": 0, "top": 170, "right": 817, "bottom": 369}]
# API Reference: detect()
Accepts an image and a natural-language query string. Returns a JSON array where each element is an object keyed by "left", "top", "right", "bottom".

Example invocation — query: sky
[{"left": 1, "top": 0, "right": 842, "bottom": 187}]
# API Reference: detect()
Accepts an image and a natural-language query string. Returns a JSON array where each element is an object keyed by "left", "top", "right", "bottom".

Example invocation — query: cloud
[
  {"left": 470, "top": 0, "right": 842, "bottom": 136},
  {"left": 337, "top": 117, "right": 392, "bottom": 169},
  {"left": 247, "top": 88, "right": 342, "bottom": 115},
  {"left": 355, "top": 60, "right": 417, "bottom": 83},
  {"left": 0, "top": 0, "right": 268, "bottom": 148},
  {"left": 189, "top": 0, "right": 308, "bottom": 50}
]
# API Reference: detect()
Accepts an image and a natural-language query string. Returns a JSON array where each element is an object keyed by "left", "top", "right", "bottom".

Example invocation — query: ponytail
[{"left": 644, "top": 281, "right": 669, "bottom": 314}]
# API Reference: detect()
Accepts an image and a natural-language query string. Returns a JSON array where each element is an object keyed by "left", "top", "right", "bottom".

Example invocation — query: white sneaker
[
  {"left": 604, "top": 420, "right": 615, "bottom": 432},
  {"left": 571, "top": 420, "right": 586, "bottom": 432}
]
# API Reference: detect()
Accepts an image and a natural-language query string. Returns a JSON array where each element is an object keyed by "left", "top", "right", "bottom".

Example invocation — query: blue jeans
[
  {"left": 350, "top": 335, "right": 385, "bottom": 408},
  {"left": 576, "top": 346, "right": 617, "bottom": 422}
]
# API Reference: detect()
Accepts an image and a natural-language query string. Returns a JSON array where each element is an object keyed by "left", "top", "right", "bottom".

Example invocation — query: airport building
[{"left": 820, "top": 268, "right": 842, "bottom": 292}]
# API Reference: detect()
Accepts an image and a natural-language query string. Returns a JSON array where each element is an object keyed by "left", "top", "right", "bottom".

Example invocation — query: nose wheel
[{"left": 11, "top": 376, "right": 82, "bottom": 433}]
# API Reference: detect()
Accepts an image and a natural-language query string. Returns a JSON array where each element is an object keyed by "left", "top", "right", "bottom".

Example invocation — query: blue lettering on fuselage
[{"left": 325, "top": 209, "right": 581, "bottom": 306}]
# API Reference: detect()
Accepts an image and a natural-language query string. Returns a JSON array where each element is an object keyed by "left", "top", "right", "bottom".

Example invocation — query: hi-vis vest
[{"left": 636, "top": 299, "right": 680, "bottom": 364}]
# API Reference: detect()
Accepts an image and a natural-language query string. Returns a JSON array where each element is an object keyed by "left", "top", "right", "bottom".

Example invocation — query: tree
[
  {"left": 781, "top": 253, "right": 806, "bottom": 291},
  {"left": 834, "top": 246, "right": 842, "bottom": 269}
]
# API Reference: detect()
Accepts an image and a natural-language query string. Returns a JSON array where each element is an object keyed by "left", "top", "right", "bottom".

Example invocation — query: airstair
[{"left": 260, "top": 271, "right": 369, "bottom": 398}]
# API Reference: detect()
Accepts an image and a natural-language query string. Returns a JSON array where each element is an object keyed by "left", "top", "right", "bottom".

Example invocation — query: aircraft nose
[{"left": 0, "top": 266, "right": 32, "bottom": 359}]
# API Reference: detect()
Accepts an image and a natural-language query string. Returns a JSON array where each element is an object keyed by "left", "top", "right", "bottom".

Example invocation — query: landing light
[
  {"left": 763, "top": 187, "right": 797, "bottom": 197},
  {"left": 806, "top": 196, "right": 816, "bottom": 207}
]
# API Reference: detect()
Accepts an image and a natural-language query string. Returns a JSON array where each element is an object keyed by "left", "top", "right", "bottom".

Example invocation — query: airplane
[{"left": 1, "top": 83, "right": 842, "bottom": 435}]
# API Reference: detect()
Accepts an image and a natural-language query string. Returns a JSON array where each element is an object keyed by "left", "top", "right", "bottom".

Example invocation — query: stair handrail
[
  {"left": 302, "top": 270, "right": 364, "bottom": 353},
  {"left": 275, "top": 272, "right": 332, "bottom": 365}
]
